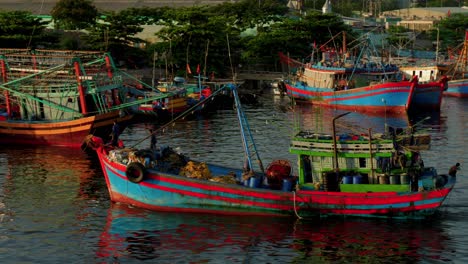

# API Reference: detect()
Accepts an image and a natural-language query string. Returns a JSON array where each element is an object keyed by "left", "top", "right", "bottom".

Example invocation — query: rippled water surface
[{"left": 0, "top": 92, "right": 467, "bottom": 263}]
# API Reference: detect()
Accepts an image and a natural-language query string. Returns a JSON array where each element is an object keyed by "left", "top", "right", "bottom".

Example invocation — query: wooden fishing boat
[
  {"left": 88, "top": 83, "right": 455, "bottom": 219},
  {"left": 445, "top": 78, "right": 468, "bottom": 98},
  {"left": 399, "top": 65, "right": 448, "bottom": 110},
  {"left": 132, "top": 75, "right": 234, "bottom": 123},
  {"left": 280, "top": 32, "right": 448, "bottom": 114},
  {"left": 0, "top": 111, "right": 131, "bottom": 148},
  {"left": 444, "top": 30, "right": 468, "bottom": 98},
  {"left": 0, "top": 49, "right": 174, "bottom": 147}
]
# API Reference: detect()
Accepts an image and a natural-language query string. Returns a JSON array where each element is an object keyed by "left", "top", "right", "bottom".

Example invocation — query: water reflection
[
  {"left": 96, "top": 204, "right": 453, "bottom": 263},
  {"left": 0, "top": 146, "right": 106, "bottom": 223},
  {"left": 0, "top": 93, "right": 465, "bottom": 263}
]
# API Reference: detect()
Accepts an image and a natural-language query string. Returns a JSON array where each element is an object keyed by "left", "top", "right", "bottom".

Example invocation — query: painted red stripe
[
  {"left": 296, "top": 189, "right": 450, "bottom": 205},
  {"left": 101, "top": 156, "right": 451, "bottom": 213},
  {"left": 103, "top": 157, "right": 291, "bottom": 201},
  {"left": 103, "top": 161, "right": 294, "bottom": 211},
  {"left": 323, "top": 89, "right": 410, "bottom": 103},
  {"left": 317, "top": 201, "right": 442, "bottom": 215},
  {"left": 138, "top": 181, "right": 293, "bottom": 210},
  {"left": 286, "top": 84, "right": 410, "bottom": 100},
  {"left": 112, "top": 192, "right": 290, "bottom": 217}
]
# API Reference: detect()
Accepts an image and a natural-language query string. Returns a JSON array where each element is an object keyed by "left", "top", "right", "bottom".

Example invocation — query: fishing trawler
[
  {"left": 0, "top": 49, "right": 174, "bottom": 147},
  {"left": 86, "top": 82, "right": 455, "bottom": 219}
]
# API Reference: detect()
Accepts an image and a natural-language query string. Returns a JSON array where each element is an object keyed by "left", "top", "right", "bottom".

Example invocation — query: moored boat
[
  {"left": 445, "top": 78, "right": 468, "bottom": 98},
  {"left": 0, "top": 49, "right": 171, "bottom": 147},
  {"left": 399, "top": 65, "right": 446, "bottom": 110},
  {"left": 280, "top": 31, "right": 450, "bottom": 115},
  {"left": 88, "top": 83, "right": 455, "bottom": 219},
  {"left": 444, "top": 30, "right": 468, "bottom": 98}
]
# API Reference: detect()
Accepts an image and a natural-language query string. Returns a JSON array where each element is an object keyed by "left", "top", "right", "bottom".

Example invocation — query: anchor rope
[{"left": 292, "top": 191, "right": 303, "bottom": 219}]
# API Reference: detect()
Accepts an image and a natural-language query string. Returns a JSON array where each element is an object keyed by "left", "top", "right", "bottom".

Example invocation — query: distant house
[{"left": 381, "top": 7, "right": 468, "bottom": 31}]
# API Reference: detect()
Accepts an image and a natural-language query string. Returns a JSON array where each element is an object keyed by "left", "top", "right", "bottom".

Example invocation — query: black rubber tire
[{"left": 126, "top": 162, "right": 146, "bottom": 183}]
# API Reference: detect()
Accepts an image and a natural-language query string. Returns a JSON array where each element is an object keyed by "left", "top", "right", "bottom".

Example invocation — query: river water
[{"left": 0, "top": 91, "right": 467, "bottom": 263}]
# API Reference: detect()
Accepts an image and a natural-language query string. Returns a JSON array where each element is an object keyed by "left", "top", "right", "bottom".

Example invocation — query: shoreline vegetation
[{"left": 0, "top": 1, "right": 466, "bottom": 79}]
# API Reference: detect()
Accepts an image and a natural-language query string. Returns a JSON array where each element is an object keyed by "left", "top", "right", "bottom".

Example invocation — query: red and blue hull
[
  {"left": 96, "top": 149, "right": 454, "bottom": 219},
  {"left": 285, "top": 81, "right": 414, "bottom": 115},
  {"left": 445, "top": 79, "right": 468, "bottom": 98},
  {"left": 411, "top": 78, "right": 447, "bottom": 111},
  {"left": 0, "top": 110, "right": 132, "bottom": 148}
]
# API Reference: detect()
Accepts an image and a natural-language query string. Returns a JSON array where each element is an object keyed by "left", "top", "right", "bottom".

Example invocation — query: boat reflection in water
[
  {"left": 96, "top": 203, "right": 452, "bottom": 263},
  {"left": 0, "top": 146, "right": 107, "bottom": 216},
  {"left": 287, "top": 100, "right": 441, "bottom": 135}
]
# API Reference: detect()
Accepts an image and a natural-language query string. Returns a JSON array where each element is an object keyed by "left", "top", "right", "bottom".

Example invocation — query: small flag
[
  {"left": 186, "top": 64, "right": 192, "bottom": 74},
  {"left": 196, "top": 64, "right": 200, "bottom": 74}
]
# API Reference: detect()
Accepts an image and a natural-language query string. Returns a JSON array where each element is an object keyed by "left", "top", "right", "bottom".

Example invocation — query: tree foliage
[
  {"left": 0, "top": 11, "right": 48, "bottom": 48},
  {"left": 211, "top": 0, "right": 288, "bottom": 29},
  {"left": 150, "top": 6, "right": 242, "bottom": 77},
  {"left": 242, "top": 11, "right": 353, "bottom": 65},
  {"left": 386, "top": 25, "right": 411, "bottom": 49},
  {"left": 83, "top": 10, "right": 146, "bottom": 66},
  {"left": 432, "top": 13, "right": 468, "bottom": 50},
  {"left": 51, "top": 0, "right": 98, "bottom": 30}
]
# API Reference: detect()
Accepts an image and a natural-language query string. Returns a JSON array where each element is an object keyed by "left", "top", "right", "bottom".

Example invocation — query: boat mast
[
  {"left": 73, "top": 58, "right": 88, "bottom": 115},
  {"left": 368, "top": 128, "right": 374, "bottom": 179},
  {"left": 231, "top": 85, "right": 264, "bottom": 173},
  {"left": 332, "top": 112, "right": 351, "bottom": 172},
  {"left": 0, "top": 57, "right": 12, "bottom": 118}
]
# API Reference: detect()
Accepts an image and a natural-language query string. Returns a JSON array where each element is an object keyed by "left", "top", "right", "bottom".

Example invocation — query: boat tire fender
[{"left": 126, "top": 162, "right": 146, "bottom": 183}]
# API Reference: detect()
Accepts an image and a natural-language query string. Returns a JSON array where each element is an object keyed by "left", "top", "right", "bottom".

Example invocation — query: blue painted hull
[
  {"left": 445, "top": 79, "right": 468, "bottom": 98},
  {"left": 411, "top": 81, "right": 445, "bottom": 111},
  {"left": 96, "top": 147, "right": 455, "bottom": 219},
  {"left": 285, "top": 81, "right": 413, "bottom": 115}
]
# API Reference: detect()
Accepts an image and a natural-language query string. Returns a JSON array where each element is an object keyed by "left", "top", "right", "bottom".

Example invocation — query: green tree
[
  {"left": 51, "top": 0, "right": 98, "bottom": 30},
  {"left": 242, "top": 11, "right": 353, "bottom": 68},
  {"left": 152, "top": 6, "right": 242, "bottom": 77},
  {"left": 432, "top": 13, "right": 468, "bottom": 50},
  {"left": 83, "top": 10, "right": 146, "bottom": 67},
  {"left": 0, "top": 11, "right": 48, "bottom": 48},
  {"left": 386, "top": 25, "right": 411, "bottom": 49},
  {"left": 213, "top": 0, "right": 288, "bottom": 29}
]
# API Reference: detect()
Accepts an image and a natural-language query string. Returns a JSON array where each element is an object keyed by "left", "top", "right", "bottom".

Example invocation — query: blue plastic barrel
[
  {"left": 343, "top": 175, "right": 353, "bottom": 184},
  {"left": 249, "top": 177, "right": 261, "bottom": 188},
  {"left": 353, "top": 175, "right": 363, "bottom": 184},
  {"left": 282, "top": 178, "right": 293, "bottom": 191}
]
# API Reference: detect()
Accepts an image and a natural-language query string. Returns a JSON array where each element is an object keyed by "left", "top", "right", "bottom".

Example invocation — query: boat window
[
  {"left": 359, "top": 158, "right": 366, "bottom": 168},
  {"left": 419, "top": 71, "right": 422, "bottom": 78},
  {"left": 301, "top": 155, "right": 312, "bottom": 183}
]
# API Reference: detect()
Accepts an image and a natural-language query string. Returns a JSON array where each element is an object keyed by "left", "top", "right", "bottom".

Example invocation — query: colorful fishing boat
[
  {"left": 399, "top": 65, "right": 445, "bottom": 110},
  {"left": 88, "top": 83, "right": 455, "bottom": 219},
  {"left": 445, "top": 79, "right": 468, "bottom": 98},
  {"left": 408, "top": 74, "right": 447, "bottom": 111},
  {"left": 0, "top": 49, "right": 169, "bottom": 147},
  {"left": 132, "top": 74, "right": 235, "bottom": 123},
  {"left": 282, "top": 54, "right": 449, "bottom": 115},
  {"left": 280, "top": 32, "right": 449, "bottom": 114},
  {"left": 444, "top": 30, "right": 468, "bottom": 98}
]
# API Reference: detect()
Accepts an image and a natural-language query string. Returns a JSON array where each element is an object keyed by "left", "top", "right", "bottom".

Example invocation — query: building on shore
[{"left": 381, "top": 7, "right": 468, "bottom": 31}]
